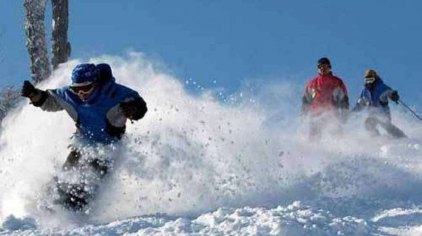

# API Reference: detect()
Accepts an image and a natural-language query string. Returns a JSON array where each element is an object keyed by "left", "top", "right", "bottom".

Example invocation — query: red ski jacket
[{"left": 302, "top": 72, "right": 349, "bottom": 116}]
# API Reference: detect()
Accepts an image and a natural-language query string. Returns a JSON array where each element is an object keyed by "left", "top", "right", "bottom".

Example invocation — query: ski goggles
[
  {"left": 364, "top": 77, "right": 376, "bottom": 84},
  {"left": 69, "top": 82, "right": 95, "bottom": 94}
]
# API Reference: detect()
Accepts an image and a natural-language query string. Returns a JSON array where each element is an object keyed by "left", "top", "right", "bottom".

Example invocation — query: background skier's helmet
[
  {"left": 71, "top": 63, "right": 99, "bottom": 86},
  {"left": 317, "top": 57, "right": 331, "bottom": 68},
  {"left": 364, "top": 69, "right": 378, "bottom": 84}
]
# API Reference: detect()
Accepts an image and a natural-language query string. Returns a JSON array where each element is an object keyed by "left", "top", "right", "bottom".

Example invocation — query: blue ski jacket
[
  {"left": 35, "top": 79, "right": 147, "bottom": 144},
  {"left": 353, "top": 78, "right": 395, "bottom": 120}
]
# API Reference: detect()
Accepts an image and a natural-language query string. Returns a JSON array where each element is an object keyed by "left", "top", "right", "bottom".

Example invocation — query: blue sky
[{"left": 0, "top": 0, "right": 421, "bottom": 106}]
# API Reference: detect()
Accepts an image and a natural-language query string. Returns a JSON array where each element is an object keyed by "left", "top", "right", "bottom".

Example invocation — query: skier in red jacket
[{"left": 301, "top": 57, "right": 349, "bottom": 139}]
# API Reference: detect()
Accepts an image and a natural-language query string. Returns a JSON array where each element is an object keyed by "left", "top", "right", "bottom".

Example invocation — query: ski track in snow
[{"left": 0, "top": 53, "right": 422, "bottom": 235}]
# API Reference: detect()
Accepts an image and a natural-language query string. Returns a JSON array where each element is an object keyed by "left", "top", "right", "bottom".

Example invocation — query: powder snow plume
[{"left": 0, "top": 52, "right": 422, "bottom": 235}]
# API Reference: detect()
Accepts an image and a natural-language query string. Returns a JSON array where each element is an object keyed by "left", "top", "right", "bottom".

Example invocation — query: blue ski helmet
[{"left": 71, "top": 63, "right": 99, "bottom": 85}]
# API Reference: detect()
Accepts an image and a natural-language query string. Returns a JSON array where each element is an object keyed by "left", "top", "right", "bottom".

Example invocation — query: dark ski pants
[
  {"left": 62, "top": 148, "right": 109, "bottom": 175},
  {"left": 56, "top": 148, "right": 110, "bottom": 211},
  {"left": 309, "top": 115, "right": 343, "bottom": 140},
  {"left": 365, "top": 117, "right": 406, "bottom": 138}
]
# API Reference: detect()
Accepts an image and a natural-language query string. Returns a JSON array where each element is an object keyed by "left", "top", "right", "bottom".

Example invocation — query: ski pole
[{"left": 398, "top": 100, "right": 422, "bottom": 121}]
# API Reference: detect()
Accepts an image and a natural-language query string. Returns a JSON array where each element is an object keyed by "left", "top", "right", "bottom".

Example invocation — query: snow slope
[{"left": 0, "top": 53, "right": 421, "bottom": 235}]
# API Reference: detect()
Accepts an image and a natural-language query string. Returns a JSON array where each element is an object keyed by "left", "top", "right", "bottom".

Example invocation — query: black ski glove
[
  {"left": 21, "top": 80, "right": 37, "bottom": 98},
  {"left": 120, "top": 97, "right": 147, "bottom": 120},
  {"left": 390, "top": 90, "right": 399, "bottom": 103},
  {"left": 21, "top": 80, "right": 48, "bottom": 106}
]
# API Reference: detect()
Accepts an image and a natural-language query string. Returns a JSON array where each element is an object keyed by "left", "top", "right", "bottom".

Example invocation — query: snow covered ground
[{"left": 0, "top": 53, "right": 422, "bottom": 235}]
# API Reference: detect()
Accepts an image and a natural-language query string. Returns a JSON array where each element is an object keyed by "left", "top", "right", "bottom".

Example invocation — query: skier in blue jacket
[
  {"left": 352, "top": 69, "right": 406, "bottom": 138},
  {"left": 21, "top": 63, "right": 147, "bottom": 211}
]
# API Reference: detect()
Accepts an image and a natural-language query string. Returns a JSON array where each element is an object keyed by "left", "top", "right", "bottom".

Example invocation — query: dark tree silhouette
[
  {"left": 51, "top": 0, "right": 71, "bottom": 69},
  {"left": 24, "top": 0, "right": 70, "bottom": 82},
  {"left": 24, "top": 0, "right": 51, "bottom": 83}
]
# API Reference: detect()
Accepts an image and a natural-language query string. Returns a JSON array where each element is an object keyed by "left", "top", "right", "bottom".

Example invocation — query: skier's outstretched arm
[
  {"left": 21, "top": 80, "right": 63, "bottom": 112},
  {"left": 381, "top": 90, "right": 399, "bottom": 104},
  {"left": 21, "top": 80, "right": 48, "bottom": 106}
]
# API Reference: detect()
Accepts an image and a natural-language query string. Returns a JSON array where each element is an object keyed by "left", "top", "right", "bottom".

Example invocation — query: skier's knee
[
  {"left": 365, "top": 117, "right": 380, "bottom": 136},
  {"left": 89, "top": 159, "right": 109, "bottom": 177},
  {"left": 62, "top": 149, "right": 81, "bottom": 170}
]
